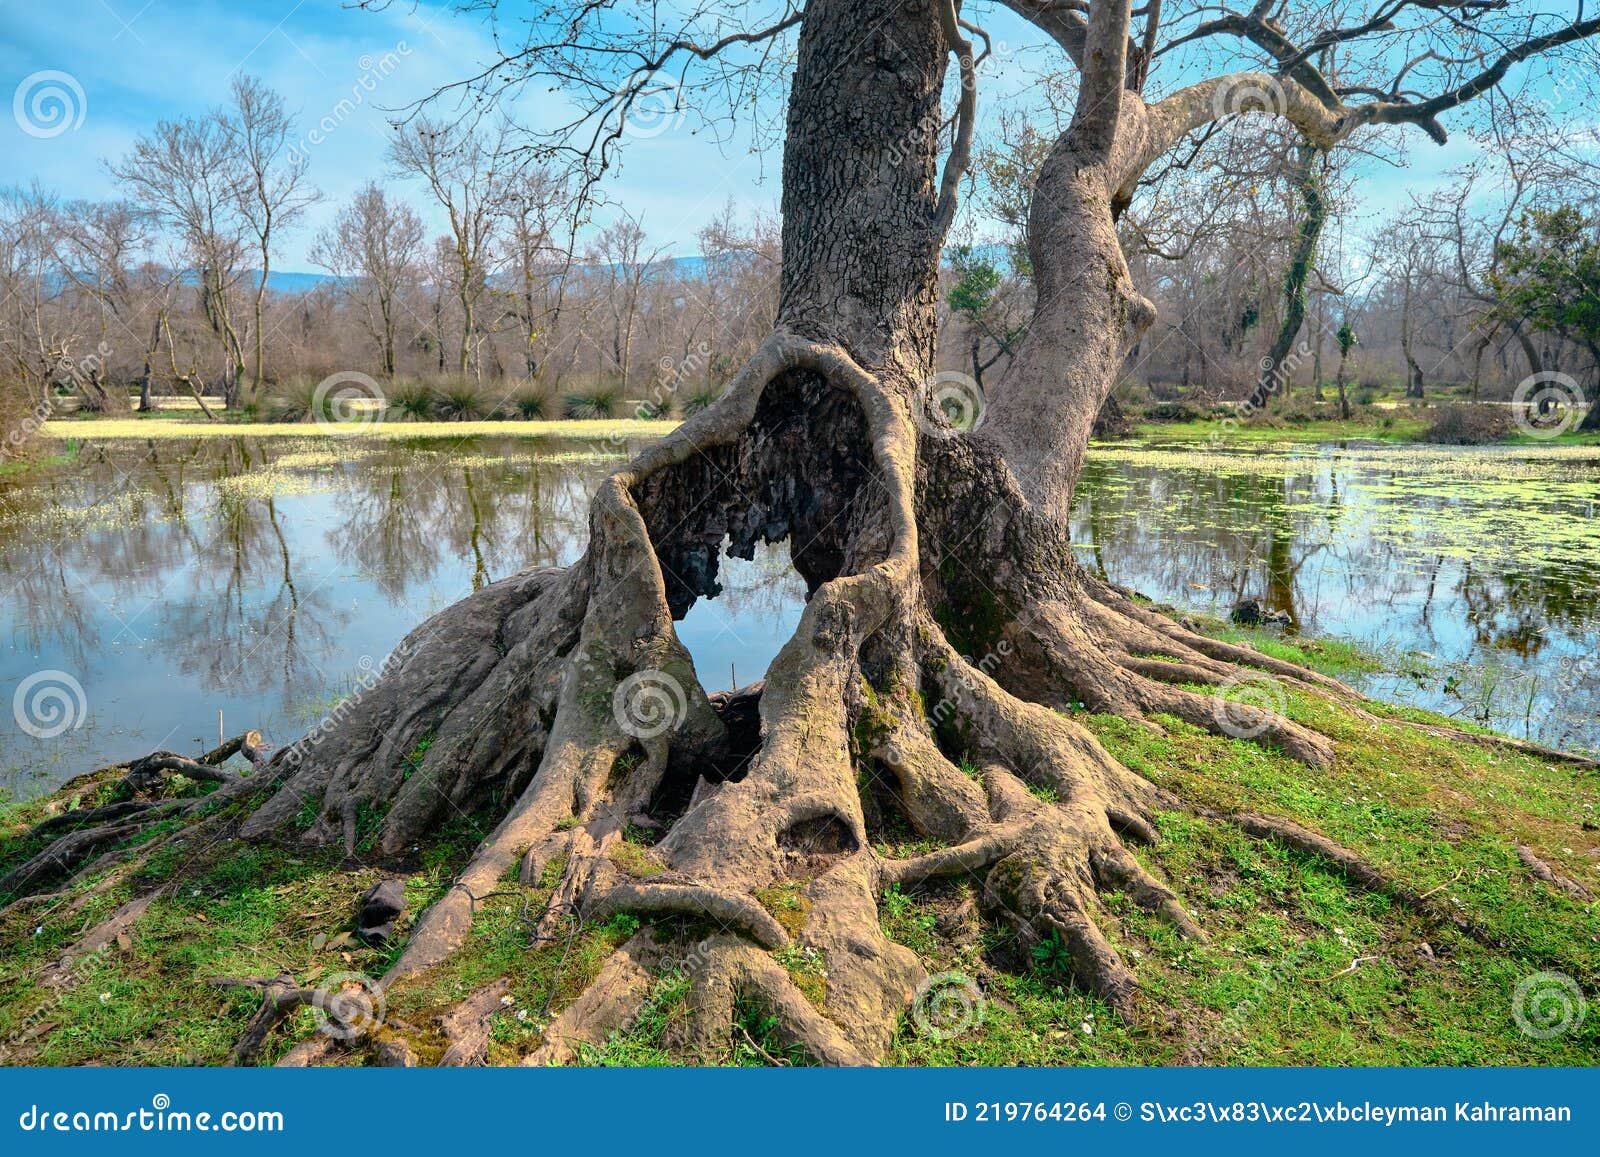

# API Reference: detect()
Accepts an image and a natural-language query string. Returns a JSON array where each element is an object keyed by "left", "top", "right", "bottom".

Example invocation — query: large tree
[{"left": 15, "top": 0, "right": 1600, "bottom": 1064}]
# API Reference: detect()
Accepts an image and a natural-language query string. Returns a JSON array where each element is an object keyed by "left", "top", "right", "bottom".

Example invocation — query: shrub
[
  {"left": 1421, "top": 404, "right": 1512, "bottom": 445},
  {"left": 0, "top": 383, "right": 45, "bottom": 464},
  {"left": 507, "top": 388, "right": 552, "bottom": 420},
  {"left": 1145, "top": 400, "right": 1201, "bottom": 422},
  {"left": 388, "top": 379, "right": 437, "bottom": 421},
  {"left": 265, "top": 376, "right": 320, "bottom": 422},
  {"left": 564, "top": 388, "right": 618, "bottom": 419},
  {"left": 434, "top": 381, "right": 490, "bottom": 421},
  {"left": 681, "top": 387, "right": 720, "bottom": 416},
  {"left": 1091, "top": 393, "right": 1131, "bottom": 437},
  {"left": 1268, "top": 397, "right": 1344, "bottom": 424}
]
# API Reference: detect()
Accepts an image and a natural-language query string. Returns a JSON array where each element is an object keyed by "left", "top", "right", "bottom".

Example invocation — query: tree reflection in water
[
  {"left": 1071, "top": 443, "right": 1600, "bottom": 754},
  {"left": 3, "top": 437, "right": 1597, "bottom": 796}
]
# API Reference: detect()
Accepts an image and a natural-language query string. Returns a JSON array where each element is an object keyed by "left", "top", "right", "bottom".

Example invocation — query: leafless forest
[{"left": 4, "top": 55, "right": 1598, "bottom": 437}]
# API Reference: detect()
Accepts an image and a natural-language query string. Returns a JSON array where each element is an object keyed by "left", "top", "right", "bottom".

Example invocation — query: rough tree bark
[{"left": 11, "top": 0, "right": 1597, "bottom": 1067}]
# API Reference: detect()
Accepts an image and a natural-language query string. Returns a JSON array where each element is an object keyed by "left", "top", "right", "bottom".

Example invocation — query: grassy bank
[
  {"left": 1128, "top": 408, "right": 1600, "bottom": 448},
  {"left": 2, "top": 617, "right": 1593, "bottom": 1067},
  {"left": 39, "top": 417, "right": 679, "bottom": 441},
  {"left": 1129, "top": 415, "right": 1430, "bottom": 444}
]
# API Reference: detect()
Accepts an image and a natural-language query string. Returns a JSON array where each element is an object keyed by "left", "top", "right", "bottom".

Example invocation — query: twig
[
  {"left": 1417, "top": 868, "right": 1463, "bottom": 901},
  {"left": 1307, "top": 954, "right": 1386, "bottom": 983},
  {"left": 739, "top": 1024, "right": 788, "bottom": 1067}
]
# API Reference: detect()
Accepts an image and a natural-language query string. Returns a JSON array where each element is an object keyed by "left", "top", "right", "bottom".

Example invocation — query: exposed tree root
[
  {"left": 210, "top": 975, "right": 318, "bottom": 1066},
  {"left": 524, "top": 932, "right": 659, "bottom": 1065},
  {"left": 1516, "top": 844, "right": 1596, "bottom": 902},
  {"left": 438, "top": 979, "right": 513, "bottom": 1066},
  {"left": 1, "top": 731, "right": 273, "bottom": 901},
  {"left": 38, "top": 894, "right": 155, "bottom": 989}
]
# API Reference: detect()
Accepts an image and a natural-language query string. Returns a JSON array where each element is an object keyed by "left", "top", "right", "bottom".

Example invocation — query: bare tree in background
[
  {"left": 311, "top": 182, "right": 426, "bottom": 377},
  {"left": 494, "top": 166, "right": 575, "bottom": 381},
  {"left": 222, "top": 75, "right": 318, "bottom": 389},
  {"left": 110, "top": 114, "right": 250, "bottom": 407},
  {"left": 389, "top": 117, "right": 513, "bottom": 376},
  {"left": 590, "top": 211, "right": 667, "bottom": 395}
]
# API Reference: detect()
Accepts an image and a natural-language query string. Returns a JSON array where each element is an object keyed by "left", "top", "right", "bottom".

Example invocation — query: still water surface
[{"left": 2, "top": 434, "right": 1596, "bottom": 795}]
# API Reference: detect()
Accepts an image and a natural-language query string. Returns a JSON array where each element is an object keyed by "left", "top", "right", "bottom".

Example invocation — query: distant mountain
[
  {"left": 246, "top": 259, "right": 710, "bottom": 296},
  {"left": 257, "top": 269, "right": 339, "bottom": 294},
  {"left": 251, "top": 247, "right": 997, "bottom": 296}
]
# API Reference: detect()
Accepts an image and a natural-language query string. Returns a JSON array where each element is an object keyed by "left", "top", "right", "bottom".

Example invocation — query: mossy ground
[
  {"left": 1127, "top": 411, "right": 1600, "bottom": 448},
  {"left": 1128, "top": 415, "right": 1429, "bottom": 445},
  {"left": 2, "top": 623, "right": 1596, "bottom": 1067}
]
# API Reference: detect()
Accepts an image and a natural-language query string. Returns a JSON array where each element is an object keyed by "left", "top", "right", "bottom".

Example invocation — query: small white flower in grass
[
  {"left": 1080, "top": 1022, "right": 1094, "bottom": 1035},
  {"left": 98, "top": 993, "right": 110, "bottom": 1002}
]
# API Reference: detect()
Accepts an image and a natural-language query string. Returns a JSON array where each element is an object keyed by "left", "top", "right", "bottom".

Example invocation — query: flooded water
[
  {"left": 1073, "top": 442, "right": 1600, "bottom": 754},
  {"left": 2, "top": 434, "right": 1597, "bottom": 796}
]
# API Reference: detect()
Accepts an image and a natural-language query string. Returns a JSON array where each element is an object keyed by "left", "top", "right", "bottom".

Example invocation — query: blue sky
[
  {"left": 0, "top": 0, "right": 799, "bottom": 267},
  {"left": 0, "top": 0, "right": 1576, "bottom": 274}
]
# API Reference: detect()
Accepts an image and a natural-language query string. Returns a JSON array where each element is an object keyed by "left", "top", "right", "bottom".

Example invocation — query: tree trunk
[
  {"left": 253, "top": 257, "right": 269, "bottom": 387},
  {"left": 380, "top": 295, "right": 397, "bottom": 378},
  {"left": 1256, "top": 143, "right": 1325, "bottom": 410},
  {"left": 1337, "top": 347, "right": 1352, "bottom": 419},
  {"left": 1311, "top": 296, "right": 1325, "bottom": 400},
  {"left": 1401, "top": 279, "right": 1424, "bottom": 400}
]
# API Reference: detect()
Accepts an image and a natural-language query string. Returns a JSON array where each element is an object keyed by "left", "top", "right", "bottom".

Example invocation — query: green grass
[
  {"left": 1127, "top": 415, "right": 1431, "bottom": 445},
  {"left": 1127, "top": 409, "right": 1599, "bottom": 449},
  {"left": 39, "top": 416, "right": 678, "bottom": 440},
  {"left": 0, "top": 787, "right": 641, "bottom": 1065},
  {"left": 879, "top": 698, "right": 1599, "bottom": 1065}
]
